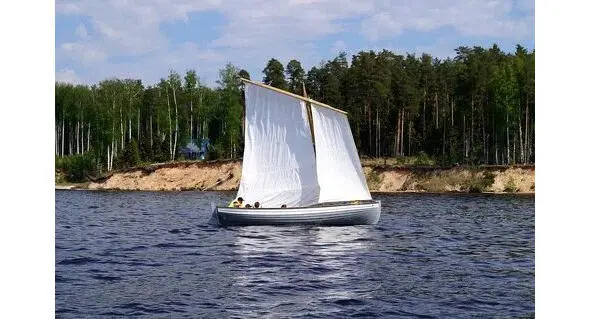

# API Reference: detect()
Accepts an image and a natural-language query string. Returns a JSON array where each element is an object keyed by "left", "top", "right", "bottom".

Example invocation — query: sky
[{"left": 55, "top": 0, "right": 535, "bottom": 87}]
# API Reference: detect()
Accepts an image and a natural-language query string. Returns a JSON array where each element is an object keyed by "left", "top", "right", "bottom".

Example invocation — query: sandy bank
[
  {"left": 368, "top": 166, "right": 534, "bottom": 193},
  {"left": 87, "top": 160, "right": 241, "bottom": 191},
  {"left": 81, "top": 160, "right": 534, "bottom": 194}
]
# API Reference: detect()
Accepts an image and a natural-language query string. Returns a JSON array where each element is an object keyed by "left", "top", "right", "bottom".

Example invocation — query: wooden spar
[
  {"left": 302, "top": 82, "right": 316, "bottom": 149},
  {"left": 240, "top": 78, "right": 348, "bottom": 115}
]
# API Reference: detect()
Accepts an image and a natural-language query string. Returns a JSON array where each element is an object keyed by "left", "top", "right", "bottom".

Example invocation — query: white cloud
[
  {"left": 360, "top": 0, "right": 534, "bottom": 42},
  {"left": 55, "top": 0, "right": 534, "bottom": 86},
  {"left": 75, "top": 24, "right": 88, "bottom": 40},
  {"left": 62, "top": 42, "right": 228, "bottom": 87},
  {"left": 55, "top": 68, "right": 82, "bottom": 84},
  {"left": 60, "top": 42, "right": 107, "bottom": 63},
  {"left": 516, "top": 0, "right": 535, "bottom": 12},
  {"left": 210, "top": 0, "right": 375, "bottom": 49},
  {"left": 330, "top": 40, "right": 347, "bottom": 55},
  {"left": 57, "top": 0, "right": 228, "bottom": 85},
  {"left": 56, "top": 0, "right": 222, "bottom": 57}
]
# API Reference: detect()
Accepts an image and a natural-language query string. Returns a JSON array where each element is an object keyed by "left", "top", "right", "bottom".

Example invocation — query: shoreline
[
  {"left": 56, "top": 160, "right": 534, "bottom": 194},
  {"left": 55, "top": 187, "right": 535, "bottom": 196}
]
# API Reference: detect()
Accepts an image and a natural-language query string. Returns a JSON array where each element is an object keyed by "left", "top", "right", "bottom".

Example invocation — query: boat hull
[{"left": 211, "top": 200, "right": 381, "bottom": 226}]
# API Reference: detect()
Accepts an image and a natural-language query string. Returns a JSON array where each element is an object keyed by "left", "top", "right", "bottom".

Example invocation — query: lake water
[{"left": 56, "top": 190, "right": 534, "bottom": 318}]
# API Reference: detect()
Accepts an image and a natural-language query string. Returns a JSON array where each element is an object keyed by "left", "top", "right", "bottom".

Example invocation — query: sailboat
[{"left": 211, "top": 78, "right": 381, "bottom": 226}]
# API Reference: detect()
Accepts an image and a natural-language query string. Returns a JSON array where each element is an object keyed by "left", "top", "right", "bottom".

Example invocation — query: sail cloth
[
  {"left": 236, "top": 83, "right": 320, "bottom": 208},
  {"left": 311, "top": 104, "right": 372, "bottom": 202}
]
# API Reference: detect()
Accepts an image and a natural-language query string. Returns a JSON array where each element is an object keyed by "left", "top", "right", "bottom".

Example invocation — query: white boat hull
[{"left": 211, "top": 200, "right": 381, "bottom": 226}]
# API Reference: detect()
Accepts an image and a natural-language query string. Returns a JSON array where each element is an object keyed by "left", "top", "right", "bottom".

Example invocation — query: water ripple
[{"left": 56, "top": 191, "right": 534, "bottom": 318}]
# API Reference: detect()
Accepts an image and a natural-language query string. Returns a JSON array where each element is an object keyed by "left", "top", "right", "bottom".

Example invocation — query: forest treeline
[{"left": 55, "top": 44, "right": 534, "bottom": 181}]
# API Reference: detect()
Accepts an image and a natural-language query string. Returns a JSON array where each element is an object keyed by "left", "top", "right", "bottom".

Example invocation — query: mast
[{"left": 302, "top": 82, "right": 316, "bottom": 150}]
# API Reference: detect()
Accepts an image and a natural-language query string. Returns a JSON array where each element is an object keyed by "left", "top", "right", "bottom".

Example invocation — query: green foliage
[
  {"left": 113, "top": 140, "right": 140, "bottom": 169},
  {"left": 238, "top": 69, "right": 250, "bottom": 80},
  {"left": 55, "top": 154, "right": 95, "bottom": 182},
  {"left": 263, "top": 58, "right": 287, "bottom": 89},
  {"left": 55, "top": 169, "right": 67, "bottom": 184},
  {"left": 126, "top": 139, "right": 141, "bottom": 167},
  {"left": 366, "top": 169, "right": 382, "bottom": 190},
  {"left": 217, "top": 63, "right": 241, "bottom": 90},
  {"left": 416, "top": 152, "right": 433, "bottom": 165},
  {"left": 384, "top": 155, "right": 436, "bottom": 166},
  {"left": 206, "top": 144, "right": 221, "bottom": 161},
  {"left": 504, "top": 177, "right": 519, "bottom": 193},
  {"left": 466, "top": 170, "right": 495, "bottom": 193},
  {"left": 152, "top": 137, "right": 169, "bottom": 163},
  {"left": 412, "top": 169, "right": 495, "bottom": 193},
  {"left": 286, "top": 59, "right": 305, "bottom": 95},
  {"left": 55, "top": 43, "right": 534, "bottom": 179}
]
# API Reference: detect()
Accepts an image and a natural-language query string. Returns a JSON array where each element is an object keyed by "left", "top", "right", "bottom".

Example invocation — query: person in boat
[
  {"left": 281, "top": 204, "right": 287, "bottom": 208},
  {"left": 229, "top": 197, "right": 245, "bottom": 208},
  {"left": 245, "top": 204, "right": 252, "bottom": 208},
  {"left": 254, "top": 202, "right": 260, "bottom": 208}
]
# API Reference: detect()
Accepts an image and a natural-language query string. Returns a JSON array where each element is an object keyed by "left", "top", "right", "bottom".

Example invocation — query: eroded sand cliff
[{"left": 85, "top": 160, "right": 534, "bottom": 193}]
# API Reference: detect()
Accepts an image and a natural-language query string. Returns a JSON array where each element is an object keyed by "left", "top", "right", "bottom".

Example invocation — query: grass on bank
[
  {"left": 408, "top": 169, "right": 496, "bottom": 193},
  {"left": 361, "top": 152, "right": 436, "bottom": 167}
]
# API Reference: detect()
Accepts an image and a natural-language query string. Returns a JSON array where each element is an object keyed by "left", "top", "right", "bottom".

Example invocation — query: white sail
[
  {"left": 236, "top": 83, "right": 320, "bottom": 208},
  {"left": 311, "top": 104, "right": 371, "bottom": 202}
]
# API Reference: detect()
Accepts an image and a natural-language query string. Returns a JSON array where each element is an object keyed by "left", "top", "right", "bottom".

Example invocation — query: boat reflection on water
[{"left": 226, "top": 225, "right": 377, "bottom": 316}]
